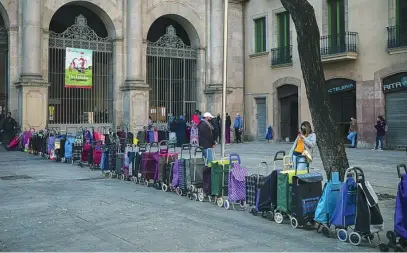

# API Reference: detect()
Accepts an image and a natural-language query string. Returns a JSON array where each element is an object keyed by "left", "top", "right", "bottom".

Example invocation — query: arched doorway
[
  {"left": 326, "top": 78, "right": 356, "bottom": 141},
  {"left": 48, "top": 4, "right": 114, "bottom": 130},
  {"left": 278, "top": 85, "right": 298, "bottom": 142},
  {"left": 0, "top": 12, "right": 8, "bottom": 113},
  {"left": 147, "top": 16, "right": 198, "bottom": 123}
]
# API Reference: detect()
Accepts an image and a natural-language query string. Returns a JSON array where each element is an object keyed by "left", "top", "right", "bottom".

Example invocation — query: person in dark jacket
[
  {"left": 1, "top": 112, "right": 17, "bottom": 145},
  {"left": 198, "top": 112, "right": 215, "bottom": 151},
  {"left": 216, "top": 114, "right": 222, "bottom": 143},
  {"left": 225, "top": 113, "right": 231, "bottom": 144},
  {"left": 0, "top": 110, "right": 5, "bottom": 143},
  {"left": 373, "top": 115, "right": 386, "bottom": 151},
  {"left": 210, "top": 117, "right": 219, "bottom": 144},
  {"left": 176, "top": 115, "right": 187, "bottom": 147}
]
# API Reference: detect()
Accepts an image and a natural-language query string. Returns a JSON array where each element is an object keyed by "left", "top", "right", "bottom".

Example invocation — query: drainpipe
[
  {"left": 242, "top": 0, "right": 247, "bottom": 141},
  {"left": 205, "top": 0, "right": 211, "bottom": 112}
]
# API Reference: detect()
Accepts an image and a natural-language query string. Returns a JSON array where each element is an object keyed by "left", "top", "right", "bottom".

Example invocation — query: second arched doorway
[{"left": 147, "top": 16, "right": 198, "bottom": 123}]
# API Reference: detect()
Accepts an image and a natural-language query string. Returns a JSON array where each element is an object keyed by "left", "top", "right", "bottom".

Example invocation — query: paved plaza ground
[{"left": 0, "top": 142, "right": 405, "bottom": 251}]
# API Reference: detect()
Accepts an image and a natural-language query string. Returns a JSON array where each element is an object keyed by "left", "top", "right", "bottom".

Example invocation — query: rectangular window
[
  {"left": 254, "top": 17, "right": 267, "bottom": 53},
  {"left": 397, "top": 0, "right": 407, "bottom": 25},
  {"left": 277, "top": 11, "right": 290, "bottom": 47},
  {"left": 327, "top": 0, "right": 345, "bottom": 53}
]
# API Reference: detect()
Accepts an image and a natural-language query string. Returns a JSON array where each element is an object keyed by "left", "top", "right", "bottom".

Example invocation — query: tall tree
[{"left": 279, "top": 0, "right": 349, "bottom": 178}]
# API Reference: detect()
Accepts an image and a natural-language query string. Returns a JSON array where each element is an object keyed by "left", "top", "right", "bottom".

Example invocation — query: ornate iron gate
[
  {"left": 0, "top": 25, "right": 8, "bottom": 113},
  {"left": 48, "top": 15, "right": 114, "bottom": 130},
  {"left": 147, "top": 26, "right": 198, "bottom": 123}
]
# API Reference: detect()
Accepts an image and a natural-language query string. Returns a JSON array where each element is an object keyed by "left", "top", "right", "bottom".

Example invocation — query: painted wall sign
[
  {"left": 382, "top": 72, "right": 407, "bottom": 93},
  {"left": 326, "top": 78, "right": 356, "bottom": 94}
]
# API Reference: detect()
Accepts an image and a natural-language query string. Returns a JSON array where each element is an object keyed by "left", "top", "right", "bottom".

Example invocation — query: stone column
[
  {"left": 121, "top": 0, "right": 149, "bottom": 132},
  {"left": 16, "top": 0, "right": 49, "bottom": 130}
]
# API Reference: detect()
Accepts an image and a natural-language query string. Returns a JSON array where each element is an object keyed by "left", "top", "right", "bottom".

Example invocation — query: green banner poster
[{"left": 65, "top": 47, "right": 93, "bottom": 88}]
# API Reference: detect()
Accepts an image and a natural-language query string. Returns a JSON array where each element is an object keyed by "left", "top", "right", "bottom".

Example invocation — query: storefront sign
[
  {"left": 382, "top": 72, "right": 407, "bottom": 93},
  {"left": 326, "top": 78, "right": 356, "bottom": 94},
  {"left": 64, "top": 47, "right": 93, "bottom": 89}
]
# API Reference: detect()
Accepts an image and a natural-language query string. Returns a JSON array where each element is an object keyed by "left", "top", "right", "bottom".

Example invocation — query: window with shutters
[{"left": 253, "top": 17, "right": 267, "bottom": 53}]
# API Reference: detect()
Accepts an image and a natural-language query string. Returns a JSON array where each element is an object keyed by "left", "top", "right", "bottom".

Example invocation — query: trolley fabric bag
[
  {"left": 210, "top": 160, "right": 230, "bottom": 196},
  {"left": 314, "top": 171, "right": 341, "bottom": 224},
  {"left": 228, "top": 163, "right": 248, "bottom": 202},
  {"left": 276, "top": 169, "right": 308, "bottom": 213},
  {"left": 245, "top": 174, "right": 265, "bottom": 207}
]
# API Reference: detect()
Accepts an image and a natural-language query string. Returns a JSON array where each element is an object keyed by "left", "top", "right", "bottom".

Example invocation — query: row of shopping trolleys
[{"left": 29, "top": 139, "right": 407, "bottom": 251}]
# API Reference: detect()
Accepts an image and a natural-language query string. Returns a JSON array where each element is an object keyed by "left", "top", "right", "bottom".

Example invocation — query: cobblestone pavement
[{"left": 0, "top": 142, "right": 404, "bottom": 252}]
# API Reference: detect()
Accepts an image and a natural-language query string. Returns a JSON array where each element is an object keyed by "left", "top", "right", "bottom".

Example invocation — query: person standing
[
  {"left": 198, "top": 112, "right": 216, "bottom": 160},
  {"left": 347, "top": 117, "right": 358, "bottom": 148},
  {"left": 265, "top": 125, "right": 273, "bottom": 143},
  {"left": 225, "top": 113, "right": 231, "bottom": 145},
  {"left": 373, "top": 115, "right": 386, "bottom": 151},
  {"left": 176, "top": 115, "right": 187, "bottom": 147},
  {"left": 209, "top": 116, "right": 219, "bottom": 144},
  {"left": 0, "top": 110, "right": 5, "bottom": 144},
  {"left": 1, "top": 112, "right": 17, "bottom": 145},
  {"left": 216, "top": 114, "right": 222, "bottom": 143},
  {"left": 233, "top": 113, "right": 243, "bottom": 143},
  {"left": 192, "top": 110, "right": 200, "bottom": 126},
  {"left": 289, "top": 121, "right": 316, "bottom": 170}
]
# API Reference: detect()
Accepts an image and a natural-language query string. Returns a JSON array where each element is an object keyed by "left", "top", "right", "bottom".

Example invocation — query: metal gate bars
[
  {"left": 147, "top": 26, "right": 198, "bottom": 123},
  {"left": 48, "top": 15, "right": 114, "bottom": 130}
]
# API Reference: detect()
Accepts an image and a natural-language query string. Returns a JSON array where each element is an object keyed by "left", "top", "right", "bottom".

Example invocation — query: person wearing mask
[
  {"left": 1, "top": 112, "right": 17, "bottom": 146},
  {"left": 347, "top": 117, "right": 358, "bottom": 148},
  {"left": 176, "top": 115, "right": 187, "bottom": 147},
  {"left": 233, "top": 113, "right": 243, "bottom": 143},
  {"left": 225, "top": 113, "right": 231, "bottom": 145},
  {"left": 198, "top": 112, "right": 216, "bottom": 159},
  {"left": 289, "top": 121, "right": 316, "bottom": 170},
  {"left": 373, "top": 115, "right": 386, "bottom": 151},
  {"left": 216, "top": 114, "right": 222, "bottom": 143}
]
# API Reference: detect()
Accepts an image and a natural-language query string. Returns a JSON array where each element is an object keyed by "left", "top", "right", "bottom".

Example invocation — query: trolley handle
[
  {"left": 180, "top": 144, "right": 192, "bottom": 159},
  {"left": 258, "top": 161, "right": 268, "bottom": 175},
  {"left": 344, "top": 167, "right": 365, "bottom": 182},
  {"left": 194, "top": 146, "right": 203, "bottom": 156},
  {"left": 229, "top": 153, "right": 241, "bottom": 164},
  {"left": 274, "top": 151, "right": 286, "bottom": 161},
  {"left": 167, "top": 143, "right": 176, "bottom": 153},
  {"left": 397, "top": 164, "right": 407, "bottom": 178},
  {"left": 294, "top": 155, "right": 309, "bottom": 174}
]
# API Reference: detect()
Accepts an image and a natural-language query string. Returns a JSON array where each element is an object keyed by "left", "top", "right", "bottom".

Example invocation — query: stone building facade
[
  {"left": 0, "top": 0, "right": 244, "bottom": 133},
  {"left": 244, "top": 0, "right": 407, "bottom": 148}
]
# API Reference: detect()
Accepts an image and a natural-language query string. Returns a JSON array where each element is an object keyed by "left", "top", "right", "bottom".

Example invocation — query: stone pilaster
[
  {"left": 17, "top": 0, "right": 49, "bottom": 129},
  {"left": 121, "top": 0, "right": 148, "bottom": 132},
  {"left": 209, "top": 0, "right": 224, "bottom": 87}
]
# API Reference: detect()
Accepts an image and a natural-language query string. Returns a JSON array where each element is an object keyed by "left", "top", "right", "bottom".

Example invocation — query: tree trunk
[{"left": 280, "top": 0, "right": 349, "bottom": 179}]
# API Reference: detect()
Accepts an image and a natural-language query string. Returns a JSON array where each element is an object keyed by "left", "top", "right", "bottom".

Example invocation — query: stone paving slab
[{"left": 0, "top": 143, "right": 404, "bottom": 251}]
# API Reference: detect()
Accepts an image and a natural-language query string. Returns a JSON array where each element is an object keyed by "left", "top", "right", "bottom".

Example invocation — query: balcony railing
[
  {"left": 270, "top": 46, "right": 292, "bottom": 66},
  {"left": 320, "top": 32, "right": 358, "bottom": 56},
  {"left": 387, "top": 25, "right": 407, "bottom": 49}
]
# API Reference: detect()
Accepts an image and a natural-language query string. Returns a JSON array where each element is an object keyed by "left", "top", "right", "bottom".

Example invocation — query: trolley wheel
[
  {"left": 216, "top": 197, "right": 224, "bottom": 207},
  {"left": 176, "top": 187, "right": 183, "bottom": 196},
  {"left": 274, "top": 212, "right": 284, "bottom": 224},
  {"left": 144, "top": 180, "right": 149, "bottom": 187},
  {"left": 386, "top": 231, "right": 397, "bottom": 243},
  {"left": 61, "top": 158, "right": 65, "bottom": 163},
  {"left": 290, "top": 217, "right": 298, "bottom": 229},
  {"left": 187, "top": 192, "right": 192, "bottom": 200},
  {"left": 337, "top": 229, "right": 348, "bottom": 242},
  {"left": 207, "top": 195, "right": 212, "bottom": 203},
  {"left": 349, "top": 232, "right": 362, "bottom": 246},
  {"left": 162, "top": 183, "right": 168, "bottom": 192},
  {"left": 190, "top": 185, "right": 196, "bottom": 192},
  {"left": 192, "top": 193, "right": 198, "bottom": 201},
  {"left": 71, "top": 159, "right": 74, "bottom": 165},
  {"left": 224, "top": 200, "right": 230, "bottom": 210},
  {"left": 120, "top": 174, "right": 125, "bottom": 181},
  {"left": 322, "top": 226, "right": 330, "bottom": 238},
  {"left": 251, "top": 208, "right": 258, "bottom": 216},
  {"left": 197, "top": 192, "right": 204, "bottom": 202},
  {"left": 399, "top": 238, "right": 407, "bottom": 248},
  {"left": 108, "top": 172, "right": 114, "bottom": 179},
  {"left": 239, "top": 201, "right": 247, "bottom": 210},
  {"left": 378, "top": 243, "right": 390, "bottom": 252},
  {"left": 79, "top": 162, "right": 83, "bottom": 168},
  {"left": 266, "top": 211, "right": 274, "bottom": 221}
]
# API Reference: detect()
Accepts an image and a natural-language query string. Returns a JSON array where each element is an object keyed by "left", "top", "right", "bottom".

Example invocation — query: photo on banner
[{"left": 64, "top": 47, "right": 93, "bottom": 89}]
